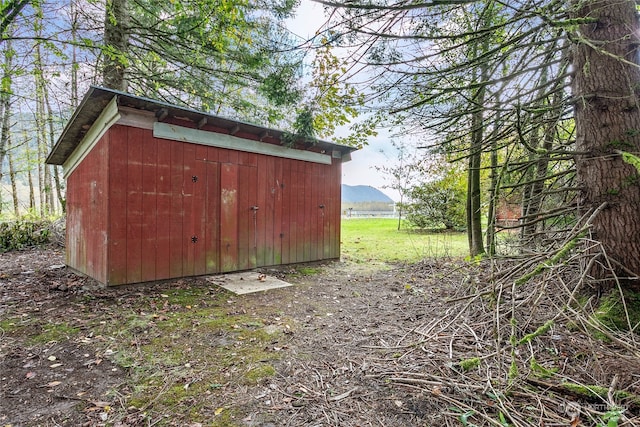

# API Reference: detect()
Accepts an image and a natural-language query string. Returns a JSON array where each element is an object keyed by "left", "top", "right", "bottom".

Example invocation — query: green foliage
[
  {"left": 596, "top": 408, "right": 624, "bottom": 427},
  {"left": 259, "top": 65, "right": 302, "bottom": 107},
  {"left": 106, "top": 0, "right": 302, "bottom": 125},
  {"left": 590, "top": 289, "right": 640, "bottom": 335},
  {"left": 403, "top": 164, "right": 466, "bottom": 231},
  {"left": 459, "top": 357, "right": 481, "bottom": 371},
  {"left": 561, "top": 383, "right": 640, "bottom": 403},
  {"left": 517, "top": 320, "right": 554, "bottom": 346},
  {"left": 0, "top": 220, "right": 51, "bottom": 252},
  {"left": 508, "top": 358, "right": 518, "bottom": 380},
  {"left": 529, "top": 357, "right": 557, "bottom": 378},
  {"left": 514, "top": 234, "right": 582, "bottom": 286},
  {"left": 620, "top": 150, "right": 640, "bottom": 174},
  {"left": 298, "top": 42, "right": 376, "bottom": 148}
]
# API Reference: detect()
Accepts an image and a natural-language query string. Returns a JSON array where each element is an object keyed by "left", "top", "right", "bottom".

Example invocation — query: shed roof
[{"left": 46, "top": 86, "right": 358, "bottom": 166}]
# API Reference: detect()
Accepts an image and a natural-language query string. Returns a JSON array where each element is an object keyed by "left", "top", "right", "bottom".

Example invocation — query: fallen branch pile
[{"left": 385, "top": 209, "right": 640, "bottom": 426}]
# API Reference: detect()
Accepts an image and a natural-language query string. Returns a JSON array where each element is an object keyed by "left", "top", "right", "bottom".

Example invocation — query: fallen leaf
[
  {"left": 394, "top": 400, "right": 403, "bottom": 407},
  {"left": 91, "top": 401, "right": 111, "bottom": 409},
  {"left": 49, "top": 363, "right": 62, "bottom": 368},
  {"left": 47, "top": 356, "right": 56, "bottom": 361},
  {"left": 46, "top": 381, "right": 62, "bottom": 387},
  {"left": 214, "top": 407, "right": 225, "bottom": 416},
  {"left": 25, "top": 372, "right": 36, "bottom": 379}
]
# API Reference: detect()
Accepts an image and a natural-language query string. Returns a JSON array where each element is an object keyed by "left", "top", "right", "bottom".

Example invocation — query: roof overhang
[{"left": 46, "top": 86, "right": 358, "bottom": 166}]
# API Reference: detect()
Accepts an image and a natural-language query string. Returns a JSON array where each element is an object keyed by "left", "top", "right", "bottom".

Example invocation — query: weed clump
[{"left": 0, "top": 220, "right": 51, "bottom": 252}]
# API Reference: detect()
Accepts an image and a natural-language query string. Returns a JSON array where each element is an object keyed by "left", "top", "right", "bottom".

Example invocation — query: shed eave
[
  {"left": 46, "top": 86, "right": 359, "bottom": 166},
  {"left": 46, "top": 86, "right": 116, "bottom": 165}
]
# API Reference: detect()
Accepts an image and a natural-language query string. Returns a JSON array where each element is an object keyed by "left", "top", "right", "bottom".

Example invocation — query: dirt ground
[{"left": 1, "top": 246, "right": 639, "bottom": 427}]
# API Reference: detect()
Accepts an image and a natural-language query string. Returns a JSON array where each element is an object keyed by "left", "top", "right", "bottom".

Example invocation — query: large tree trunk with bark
[
  {"left": 572, "top": 0, "right": 640, "bottom": 288},
  {"left": 102, "top": 0, "right": 129, "bottom": 91}
]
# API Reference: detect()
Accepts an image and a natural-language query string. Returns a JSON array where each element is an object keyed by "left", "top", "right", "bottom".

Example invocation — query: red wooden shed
[{"left": 46, "top": 87, "right": 357, "bottom": 286}]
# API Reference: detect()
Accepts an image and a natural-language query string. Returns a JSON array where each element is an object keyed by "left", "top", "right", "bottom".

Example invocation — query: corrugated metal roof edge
[{"left": 46, "top": 86, "right": 359, "bottom": 166}]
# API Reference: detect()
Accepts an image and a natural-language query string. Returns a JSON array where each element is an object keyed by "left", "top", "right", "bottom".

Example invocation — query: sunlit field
[{"left": 340, "top": 218, "right": 468, "bottom": 264}]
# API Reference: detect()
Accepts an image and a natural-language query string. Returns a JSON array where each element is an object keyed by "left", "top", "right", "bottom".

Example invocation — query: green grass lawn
[{"left": 340, "top": 218, "right": 468, "bottom": 264}]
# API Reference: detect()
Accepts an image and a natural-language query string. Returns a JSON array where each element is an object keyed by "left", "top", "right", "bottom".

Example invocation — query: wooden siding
[
  {"left": 66, "top": 131, "right": 110, "bottom": 283},
  {"left": 69, "top": 124, "right": 342, "bottom": 285}
]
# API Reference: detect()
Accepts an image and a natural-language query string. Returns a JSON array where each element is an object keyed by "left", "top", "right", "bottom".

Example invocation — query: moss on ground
[
  {"left": 90, "top": 284, "right": 290, "bottom": 425},
  {"left": 589, "top": 289, "right": 640, "bottom": 338}
]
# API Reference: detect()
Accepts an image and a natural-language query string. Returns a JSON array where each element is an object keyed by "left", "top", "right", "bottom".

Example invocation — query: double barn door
[
  {"left": 180, "top": 145, "right": 335, "bottom": 277},
  {"left": 105, "top": 128, "right": 338, "bottom": 285}
]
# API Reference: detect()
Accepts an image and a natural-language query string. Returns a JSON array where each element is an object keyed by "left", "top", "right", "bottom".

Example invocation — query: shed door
[
  {"left": 220, "top": 163, "right": 238, "bottom": 272},
  {"left": 184, "top": 148, "right": 220, "bottom": 277},
  {"left": 220, "top": 163, "right": 258, "bottom": 272},
  {"left": 183, "top": 149, "right": 209, "bottom": 277}
]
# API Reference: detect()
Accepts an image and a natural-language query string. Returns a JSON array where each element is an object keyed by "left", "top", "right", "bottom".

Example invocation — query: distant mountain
[{"left": 341, "top": 185, "right": 393, "bottom": 203}]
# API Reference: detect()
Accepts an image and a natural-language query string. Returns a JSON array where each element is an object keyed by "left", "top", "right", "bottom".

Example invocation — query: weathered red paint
[{"left": 65, "top": 122, "right": 344, "bottom": 285}]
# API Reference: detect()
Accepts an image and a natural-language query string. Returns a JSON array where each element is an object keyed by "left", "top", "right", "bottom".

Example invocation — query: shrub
[
  {"left": 0, "top": 220, "right": 51, "bottom": 252},
  {"left": 403, "top": 176, "right": 466, "bottom": 230}
]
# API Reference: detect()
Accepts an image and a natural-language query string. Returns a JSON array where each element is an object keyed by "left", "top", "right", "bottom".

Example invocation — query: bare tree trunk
[
  {"left": 0, "top": 0, "right": 29, "bottom": 40},
  {"left": 8, "top": 147, "right": 19, "bottom": 217},
  {"left": 43, "top": 78, "right": 64, "bottom": 213},
  {"left": 27, "top": 150, "right": 35, "bottom": 213},
  {"left": 34, "top": 41, "right": 47, "bottom": 217},
  {"left": 103, "top": 0, "right": 129, "bottom": 91},
  {"left": 467, "top": 62, "right": 487, "bottom": 258},
  {"left": 521, "top": 47, "right": 567, "bottom": 245},
  {"left": 0, "top": 37, "right": 13, "bottom": 215},
  {"left": 572, "top": 0, "right": 640, "bottom": 287},
  {"left": 70, "top": 0, "right": 79, "bottom": 107},
  {"left": 486, "top": 110, "right": 501, "bottom": 256}
]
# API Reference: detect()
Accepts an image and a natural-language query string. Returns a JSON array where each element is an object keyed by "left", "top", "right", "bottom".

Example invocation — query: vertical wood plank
[
  {"left": 237, "top": 164, "right": 251, "bottom": 270},
  {"left": 264, "top": 156, "right": 275, "bottom": 265},
  {"left": 192, "top": 147, "right": 207, "bottom": 276},
  {"left": 294, "top": 160, "right": 305, "bottom": 263},
  {"left": 331, "top": 160, "right": 342, "bottom": 258},
  {"left": 303, "top": 163, "right": 313, "bottom": 261},
  {"left": 169, "top": 140, "right": 184, "bottom": 278},
  {"left": 140, "top": 129, "right": 157, "bottom": 282},
  {"left": 206, "top": 145, "right": 220, "bottom": 163},
  {"left": 126, "top": 127, "right": 143, "bottom": 284},
  {"left": 108, "top": 126, "right": 128, "bottom": 284},
  {"left": 280, "top": 159, "right": 291, "bottom": 265},
  {"left": 319, "top": 163, "right": 330, "bottom": 259},
  {"left": 182, "top": 143, "right": 196, "bottom": 276},
  {"left": 204, "top": 160, "right": 220, "bottom": 274},
  {"left": 220, "top": 163, "right": 239, "bottom": 272},
  {"left": 290, "top": 160, "right": 299, "bottom": 263},
  {"left": 273, "top": 158, "right": 283, "bottom": 265},
  {"left": 155, "top": 138, "right": 172, "bottom": 280},
  {"left": 92, "top": 134, "right": 109, "bottom": 283},
  {"left": 256, "top": 156, "right": 268, "bottom": 266},
  {"left": 248, "top": 162, "right": 258, "bottom": 268}
]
